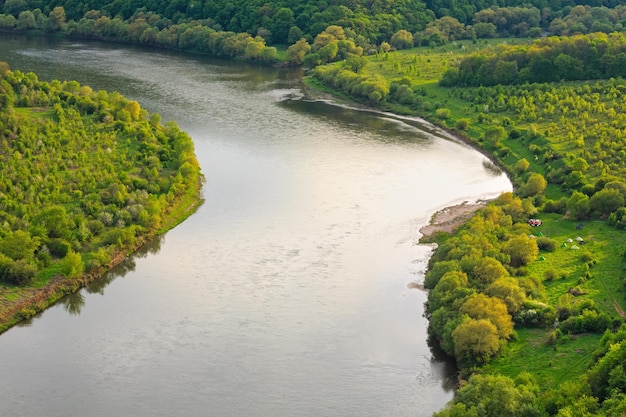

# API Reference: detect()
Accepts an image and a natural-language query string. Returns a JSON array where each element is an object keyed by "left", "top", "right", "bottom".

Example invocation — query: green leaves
[{"left": 0, "top": 69, "right": 201, "bottom": 288}]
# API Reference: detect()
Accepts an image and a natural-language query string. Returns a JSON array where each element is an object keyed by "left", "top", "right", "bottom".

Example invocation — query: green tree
[
  {"left": 287, "top": 38, "right": 311, "bottom": 65},
  {"left": 522, "top": 173, "right": 547, "bottom": 197},
  {"left": 2, "top": 0, "right": 28, "bottom": 17},
  {"left": 452, "top": 317, "right": 501, "bottom": 365},
  {"left": 345, "top": 54, "right": 368, "bottom": 73},
  {"left": 485, "top": 278, "right": 526, "bottom": 314},
  {"left": 589, "top": 188, "right": 624, "bottom": 217},
  {"left": 287, "top": 26, "right": 303, "bottom": 44},
  {"left": 17, "top": 10, "right": 35, "bottom": 30},
  {"left": 461, "top": 293, "right": 514, "bottom": 338},
  {"left": 436, "top": 373, "right": 542, "bottom": 417},
  {"left": 567, "top": 191, "right": 591, "bottom": 220},
  {"left": 503, "top": 234, "right": 539, "bottom": 268},
  {"left": 46, "top": 6, "right": 67, "bottom": 32},
  {"left": 0, "top": 230, "right": 38, "bottom": 261},
  {"left": 483, "top": 126, "right": 506, "bottom": 148},
  {"left": 470, "top": 256, "right": 509, "bottom": 288},
  {"left": 390, "top": 29, "right": 414, "bottom": 50},
  {"left": 244, "top": 39, "right": 265, "bottom": 60},
  {"left": 270, "top": 8, "right": 295, "bottom": 44}
]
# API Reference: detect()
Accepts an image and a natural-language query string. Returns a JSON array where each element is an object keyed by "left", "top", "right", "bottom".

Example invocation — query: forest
[
  {"left": 4, "top": 0, "right": 626, "bottom": 67},
  {"left": 441, "top": 32, "right": 626, "bottom": 86},
  {"left": 0, "top": 63, "right": 202, "bottom": 331}
]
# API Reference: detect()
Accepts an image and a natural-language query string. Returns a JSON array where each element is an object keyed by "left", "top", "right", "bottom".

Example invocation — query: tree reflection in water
[
  {"left": 86, "top": 234, "right": 164, "bottom": 295},
  {"left": 62, "top": 291, "right": 85, "bottom": 316}
]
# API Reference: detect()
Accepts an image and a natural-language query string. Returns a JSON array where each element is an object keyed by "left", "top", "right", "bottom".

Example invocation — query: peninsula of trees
[{"left": 0, "top": 63, "right": 202, "bottom": 332}]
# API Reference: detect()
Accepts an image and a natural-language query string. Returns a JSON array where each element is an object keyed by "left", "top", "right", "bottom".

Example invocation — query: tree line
[
  {"left": 441, "top": 32, "right": 626, "bottom": 86},
  {"left": 1, "top": 0, "right": 434, "bottom": 45},
  {"left": 0, "top": 63, "right": 202, "bottom": 288},
  {"left": 5, "top": 1, "right": 626, "bottom": 66}
]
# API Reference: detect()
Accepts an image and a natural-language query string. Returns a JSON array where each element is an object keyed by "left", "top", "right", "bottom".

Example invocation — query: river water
[{"left": 0, "top": 34, "right": 511, "bottom": 417}]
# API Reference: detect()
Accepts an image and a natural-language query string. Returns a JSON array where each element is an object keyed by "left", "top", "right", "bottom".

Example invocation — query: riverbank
[
  {"left": 301, "top": 78, "right": 508, "bottom": 243},
  {"left": 418, "top": 201, "right": 489, "bottom": 241},
  {"left": 0, "top": 179, "right": 204, "bottom": 335}
]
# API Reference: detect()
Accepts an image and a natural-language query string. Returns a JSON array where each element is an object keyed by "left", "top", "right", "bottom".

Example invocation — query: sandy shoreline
[{"left": 419, "top": 201, "right": 489, "bottom": 240}]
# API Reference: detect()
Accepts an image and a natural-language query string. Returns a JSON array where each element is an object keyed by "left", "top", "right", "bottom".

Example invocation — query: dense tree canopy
[
  {"left": 442, "top": 33, "right": 626, "bottom": 86},
  {"left": 0, "top": 65, "right": 202, "bottom": 288}
]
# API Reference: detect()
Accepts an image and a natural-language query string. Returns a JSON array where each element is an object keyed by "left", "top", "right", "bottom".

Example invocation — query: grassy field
[{"left": 484, "top": 327, "right": 602, "bottom": 390}]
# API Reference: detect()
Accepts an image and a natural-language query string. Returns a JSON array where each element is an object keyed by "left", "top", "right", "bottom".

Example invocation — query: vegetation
[
  {"left": 4, "top": 0, "right": 626, "bottom": 415},
  {"left": 442, "top": 32, "right": 626, "bottom": 86},
  {"left": 308, "top": 30, "right": 626, "bottom": 415},
  {"left": 3, "top": 1, "right": 626, "bottom": 68},
  {"left": 0, "top": 63, "right": 203, "bottom": 332}
]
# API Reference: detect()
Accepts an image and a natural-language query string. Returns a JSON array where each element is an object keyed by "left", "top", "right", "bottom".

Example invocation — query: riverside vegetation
[
  {"left": 5, "top": 0, "right": 626, "bottom": 415},
  {"left": 0, "top": 63, "right": 203, "bottom": 333},
  {"left": 311, "top": 33, "right": 626, "bottom": 416}
]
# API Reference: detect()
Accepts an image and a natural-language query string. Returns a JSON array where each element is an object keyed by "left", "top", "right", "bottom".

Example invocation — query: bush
[
  {"left": 514, "top": 158, "right": 530, "bottom": 173},
  {"left": 508, "top": 128, "right": 521, "bottom": 139},
  {"left": 47, "top": 238, "right": 71, "bottom": 258},
  {"left": 544, "top": 268, "right": 560, "bottom": 281},
  {"left": 436, "top": 108, "right": 451, "bottom": 119},
  {"left": 1, "top": 260, "right": 37, "bottom": 286},
  {"left": 543, "top": 198, "right": 567, "bottom": 214},
  {"left": 455, "top": 118, "right": 470, "bottom": 131},
  {"left": 537, "top": 236, "right": 557, "bottom": 252},
  {"left": 515, "top": 300, "right": 556, "bottom": 327},
  {"left": 559, "top": 310, "right": 612, "bottom": 334}
]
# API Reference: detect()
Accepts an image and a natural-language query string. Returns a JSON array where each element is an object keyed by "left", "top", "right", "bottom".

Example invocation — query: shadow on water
[
  {"left": 428, "top": 336, "right": 459, "bottom": 392},
  {"left": 280, "top": 98, "right": 437, "bottom": 145},
  {"left": 86, "top": 234, "right": 165, "bottom": 296},
  {"left": 15, "top": 235, "right": 167, "bottom": 324}
]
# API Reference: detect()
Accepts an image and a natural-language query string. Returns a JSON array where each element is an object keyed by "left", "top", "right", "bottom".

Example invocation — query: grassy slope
[{"left": 309, "top": 39, "right": 626, "bottom": 390}]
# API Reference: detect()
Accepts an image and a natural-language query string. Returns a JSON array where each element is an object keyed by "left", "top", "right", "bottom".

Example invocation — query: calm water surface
[{"left": 0, "top": 35, "right": 511, "bottom": 417}]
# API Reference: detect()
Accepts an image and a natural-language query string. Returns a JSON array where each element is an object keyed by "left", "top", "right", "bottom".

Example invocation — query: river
[{"left": 0, "top": 34, "right": 512, "bottom": 417}]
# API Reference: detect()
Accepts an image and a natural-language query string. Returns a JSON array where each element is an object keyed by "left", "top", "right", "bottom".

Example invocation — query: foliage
[
  {"left": 0, "top": 66, "right": 202, "bottom": 298},
  {"left": 310, "top": 38, "right": 626, "bottom": 414},
  {"left": 445, "top": 33, "right": 626, "bottom": 87},
  {"left": 435, "top": 373, "right": 543, "bottom": 417}
]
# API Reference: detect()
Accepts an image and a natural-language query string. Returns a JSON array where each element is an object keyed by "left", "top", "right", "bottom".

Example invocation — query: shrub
[
  {"left": 537, "top": 236, "right": 557, "bottom": 252},
  {"left": 514, "top": 158, "right": 530, "bottom": 173},
  {"left": 508, "top": 128, "right": 521, "bottom": 139},
  {"left": 559, "top": 310, "right": 612, "bottom": 334},
  {"left": 544, "top": 268, "right": 559, "bottom": 281},
  {"left": 436, "top": 108, "right": 451, "bottom": 119},
  {"left": 455, "top": 118, "right": 470, "bottom": 131},
  {"left": 47, "top": 238, "right": 71, "bottom": 258},
  {"left": 543, "top": 198, "right": 567, "bottom": 214},
  {"left": 6, "top": 260, "right": 36, "bottom": 286},
  {"left": 580, "top": 251, "right": 594, "bottom": 263}
]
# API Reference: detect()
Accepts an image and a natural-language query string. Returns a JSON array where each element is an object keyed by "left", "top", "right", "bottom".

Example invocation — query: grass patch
[
  {"left": 15, "top": 106, "right": 55, "bottom": 120},
  {"left": 485, "top": 327, "right": 602, "bottom": 390},
  {"left": 527, "top": 216, "right": 626, "bottom": 315}
]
